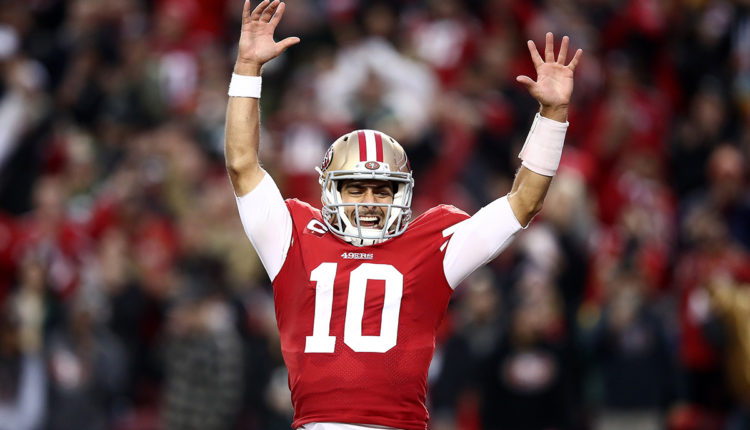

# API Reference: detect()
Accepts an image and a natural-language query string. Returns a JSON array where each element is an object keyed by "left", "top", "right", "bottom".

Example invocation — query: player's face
[{"left": 340, "top": 180, "right": 395, "bottom": 229}]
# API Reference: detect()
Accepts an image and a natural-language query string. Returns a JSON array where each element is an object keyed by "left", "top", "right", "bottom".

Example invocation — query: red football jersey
[{"left": 273, "top": 199, "right": 470, "bottom": 430}]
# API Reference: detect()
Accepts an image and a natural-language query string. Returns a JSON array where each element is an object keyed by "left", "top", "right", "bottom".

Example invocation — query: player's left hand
[{"left": 516, "top": 33, "right": 583, "bottom": 116}]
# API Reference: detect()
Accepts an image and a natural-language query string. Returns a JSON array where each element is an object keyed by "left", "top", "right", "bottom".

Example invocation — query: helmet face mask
[{"left": 316, "top": 130, "right": 414, "bottom": 247}]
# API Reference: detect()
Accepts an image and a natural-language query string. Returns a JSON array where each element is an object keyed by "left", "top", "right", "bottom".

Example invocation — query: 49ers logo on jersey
[{"left": 341, "top": 252, "right": 373, "bottom": 260}]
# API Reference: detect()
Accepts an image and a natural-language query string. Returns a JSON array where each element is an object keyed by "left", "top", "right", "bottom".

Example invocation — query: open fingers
[
  {"left": 557, "top": 36, "right": 569, "bottom": 64},
  {"left": 269, "top": 1, "right": 286, "bottom": 27},
  {"left": 516, "top": 75, "right": 536, "bottom": 89},
  {"left": 277, "top": 36, "right": 301, "bottom": 52},
  {"left": 260, "top": 0, "right": 280, "bottom": 22},
  {"left": 249, "top": 0, "right": 269, "bottom": 21},
  {"left": 568, "top": 48, "right": 583, "bottom": 71},
  {"left": 527, "top": 40, "right": 543, "bottom": 68},
  {"left": 545, "top": 32, "right": 554, "bottom": 63}
]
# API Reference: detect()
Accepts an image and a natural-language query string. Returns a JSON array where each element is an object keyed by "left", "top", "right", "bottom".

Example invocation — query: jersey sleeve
[
  {"left": 235, "top": 172, "right": 292, "bottom": 281},
  {"left": 442, "top": 195, "right": 523, "bottom": 289}
]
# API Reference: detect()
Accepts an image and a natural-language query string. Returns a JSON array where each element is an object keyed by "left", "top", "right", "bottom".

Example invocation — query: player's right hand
[
  {"left": 236, "top": 0, "right": 300, "bottom": 75},
  {"left": 516, "top": 33, "right": 582, "bottom": 121}
]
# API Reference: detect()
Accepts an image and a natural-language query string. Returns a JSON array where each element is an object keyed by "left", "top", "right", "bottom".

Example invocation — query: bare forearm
[
  {"left": 225, "top": 63, "right": 264, "bottom": 196},
  {"left": 539, "top": 104, "right": 568, "bottom": 122},
  {"left": 507, "top": 106, "right": 567, "bottom": 226},
  {"left": 508, "top": 166, "right": 552, "bottom": 226}
]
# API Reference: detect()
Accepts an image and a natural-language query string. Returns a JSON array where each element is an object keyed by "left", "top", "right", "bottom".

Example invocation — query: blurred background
[{"left": 0, "top": 0, "right": 749, "bottom": 429}]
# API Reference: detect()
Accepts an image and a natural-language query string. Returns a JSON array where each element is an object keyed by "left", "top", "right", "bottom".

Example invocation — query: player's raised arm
[
  {"left": 228, "top": 1, "right": 299, "bottom": 282},
  {"left": 225, "top": 0, "right": 300, "bottom": 196},
  {"left": 509, "top": 33, "right": 583, "bottom": 226},
  {"left": 441, "top": 34, "right": 581, "bottom": 288}
]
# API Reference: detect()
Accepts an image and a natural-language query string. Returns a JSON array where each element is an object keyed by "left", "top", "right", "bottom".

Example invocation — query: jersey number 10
[{"left": 305, "top": 262, "right": 403, "bottom": 353}]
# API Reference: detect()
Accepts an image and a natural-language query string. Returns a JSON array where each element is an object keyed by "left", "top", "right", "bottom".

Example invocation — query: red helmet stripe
[
  {"left": 375, "top": 132, "right": 384, "bottom": 162},
  {"left": 357, "top": 131, "right": 367, "bottom": 161}
]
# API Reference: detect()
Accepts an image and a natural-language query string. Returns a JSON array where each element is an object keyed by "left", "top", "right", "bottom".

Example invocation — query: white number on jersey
[{"left": 304, "top": 263, "right": 404, "bottom": 353}]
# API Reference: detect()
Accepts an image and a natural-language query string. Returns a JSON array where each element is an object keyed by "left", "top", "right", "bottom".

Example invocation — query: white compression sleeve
[
  {"left": 235, "top": 172, "right": 293, "bottom": 281},
  {"left": 443, "top": 196, "right": 523, "bottom": 289}
]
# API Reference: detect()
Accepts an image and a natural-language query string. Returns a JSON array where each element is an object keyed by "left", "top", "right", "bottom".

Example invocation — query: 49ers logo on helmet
[
  {"left": 321, "top": 145, "right": 334, "bottom": 170},
  {"left": 365, "top": 161, "right": 380, "bottom": 170}
]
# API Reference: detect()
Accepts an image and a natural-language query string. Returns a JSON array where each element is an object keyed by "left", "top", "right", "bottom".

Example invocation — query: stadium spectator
[
  {"left": 586, "top": 271, "right": 676, "bottom": 430},
  {"left": 0, "top": 295, "right": 46, "bottom": 430}
]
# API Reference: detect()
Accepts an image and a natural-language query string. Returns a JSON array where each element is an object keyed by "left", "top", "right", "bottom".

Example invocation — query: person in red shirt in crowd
[{"left": 224, "top": 1, "right": 582, "bottom": 429}]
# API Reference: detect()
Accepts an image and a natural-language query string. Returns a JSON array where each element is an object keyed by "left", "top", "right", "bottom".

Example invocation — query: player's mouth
[{"left": 357, "top": 214, "right": 383, "bottom": 229}]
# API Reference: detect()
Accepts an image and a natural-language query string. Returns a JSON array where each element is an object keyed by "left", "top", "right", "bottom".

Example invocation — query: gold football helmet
[{"left": 315, "top": 129, "right": 414, "bottom": 246}]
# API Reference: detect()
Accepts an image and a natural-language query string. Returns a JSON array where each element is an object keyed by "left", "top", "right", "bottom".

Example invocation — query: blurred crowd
[{"left": 0, "top": 0, "right": 749, "bottom": 429}]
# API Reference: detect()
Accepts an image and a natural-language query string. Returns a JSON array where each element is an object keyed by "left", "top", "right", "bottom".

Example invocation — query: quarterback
[{"left": 225, "top": 1, "right": 583, "bottom": 430}]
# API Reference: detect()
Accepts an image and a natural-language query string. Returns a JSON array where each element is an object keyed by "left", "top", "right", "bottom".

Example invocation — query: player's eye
[
  {"left": 347, "top": 188, "right": 363, "bottom": 195},
  {"left": 375, "top": 187, "right": 393, "bottom": 197}
]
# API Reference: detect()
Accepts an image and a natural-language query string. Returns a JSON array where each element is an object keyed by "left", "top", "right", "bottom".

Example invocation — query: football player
[{"left": 225, "top": 1, "right": 583, "bottom": 430}]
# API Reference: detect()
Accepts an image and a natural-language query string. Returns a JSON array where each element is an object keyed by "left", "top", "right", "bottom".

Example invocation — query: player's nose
[{"left": 361, "top": 189, "right": 377, "bottom": 203}]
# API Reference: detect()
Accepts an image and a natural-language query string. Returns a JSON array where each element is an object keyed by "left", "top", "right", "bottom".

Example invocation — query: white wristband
[
  {"left": 518, "top": 113, "right": 568, "bottom": 176},
  {"left": 228, "top": 73, "right": 262, "bottom": 98}
]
